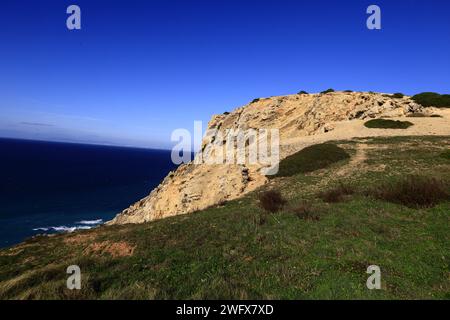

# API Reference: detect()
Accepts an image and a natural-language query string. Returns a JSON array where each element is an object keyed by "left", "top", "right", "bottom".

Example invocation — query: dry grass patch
[
  {"left": 84, "top": 241, "right": 136, "bottom": 258},
  {"left": 319, "top": 183, "right": 355, "bottom": 203},
  {"left": 64, "top": 233, "right": 98, "bottom": 245},
  {"left": 369, "top": 175, "right": 449, "bottom": 208},
  {"left": 292, "top": 201, "right": 320, "bottom": 221},
  {"left": 258, "top": 190, "right": 286, "bottom": 213}
]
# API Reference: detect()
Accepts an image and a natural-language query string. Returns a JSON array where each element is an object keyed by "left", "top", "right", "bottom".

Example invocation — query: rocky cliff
[{"left": 109, "top": 91, "right": 428, "bottom": 225}]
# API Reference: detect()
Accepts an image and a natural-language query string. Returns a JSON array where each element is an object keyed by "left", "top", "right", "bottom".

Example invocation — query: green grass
[
  {"left": 364, "top": 119, "right": 414, "bottom": 129},
  {"left": 0, "top": 136, "right": 449, "bottom": 300},
  {"left": 273, "top": 143, "right": 350, "bottom": 178}
]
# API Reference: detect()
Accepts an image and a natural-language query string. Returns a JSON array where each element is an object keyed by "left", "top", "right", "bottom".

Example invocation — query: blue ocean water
[{"left": 0, "top": 138, "right": 178, "bottom": 248}]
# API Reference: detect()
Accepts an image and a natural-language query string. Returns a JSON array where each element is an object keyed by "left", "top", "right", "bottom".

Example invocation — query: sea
[{"left": 0, "top": 138, "right": 179, "bottom": 248}]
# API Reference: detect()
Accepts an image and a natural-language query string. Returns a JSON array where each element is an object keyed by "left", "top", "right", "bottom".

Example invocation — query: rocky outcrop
[{"left": 109, "top": 91, "right": 425, "bottom": 225}]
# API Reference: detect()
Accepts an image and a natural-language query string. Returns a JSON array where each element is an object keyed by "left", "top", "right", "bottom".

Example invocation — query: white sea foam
[
  {"left": 33, "top": 227, "right": 50, "bottom": 232},
  {"left": 32, "top": 218, "right": 104, "bottom": 234},
  {"left": 33, "top": 225, "right": 93, "bottom": 233},
  {"left": 76, "top": 219, "right": 103, "bottom": 225}
]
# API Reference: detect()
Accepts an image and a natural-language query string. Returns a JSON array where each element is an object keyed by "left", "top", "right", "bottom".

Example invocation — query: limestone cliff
[{"left": 109, "top": 91, "right": 429, "bottom": 225}]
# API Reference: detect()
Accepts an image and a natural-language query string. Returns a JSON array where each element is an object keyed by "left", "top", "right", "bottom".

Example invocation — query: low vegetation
[
  {"left": 291, "top": 201, "right": 319, "bottom": 221},
  {"left": 368, "top": 175, "right": 449, "bottom": 208},
  {"left": 392, "top": 93, "right": 404, "bottom": 99},
  {"left": 298, "top": 90, "right": 308, "bottom": 95},
  {"left": 251, "top": 98, "right": 260, "bottom": 104},
  {"left": 258, "top": 190, "right": 286, "bottom": 213},
  {"left": 320, "top": 88, "right": 335, "bottom": 94},
  {"left": 412, "top": 92, "right": 450, "bottom": 108},
  {"left": 364, "top": 119, "right": 413, "bottom": 129},
  {"left": 273, "top": 143, "right": 350, "bottom": 178},
  {"left": 440, "top": 150, "right": 450, "bottom": 160},
  {"left": 319, "top": 183, "right": 355, "bottom": 203},
  {"left": 0, "top": 136, "right": 449, "bottom": 299},
  {"left": 407, "top": 113, "right": 442, "bottom": 118}
]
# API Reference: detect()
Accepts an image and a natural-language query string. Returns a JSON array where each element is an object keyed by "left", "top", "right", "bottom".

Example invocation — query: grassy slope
[{"left": 0, "top": 136, "right": 449, "bottom": 300}]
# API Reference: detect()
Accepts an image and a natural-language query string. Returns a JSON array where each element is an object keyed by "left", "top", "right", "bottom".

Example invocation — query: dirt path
[
  {"left": 335, "top": 143, "right": 369, "bottom": 177},
  {"left": 281, "top": 109, "right": 450, "bottom": 159}
]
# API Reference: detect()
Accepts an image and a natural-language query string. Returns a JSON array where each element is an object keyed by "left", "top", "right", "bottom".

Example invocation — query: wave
[
  {"left": 32, "top": 218, "right": 105, "bottom": 234},
  {"left": 76, "top": 219, "right": 103, "bottom": 225},
  {"left": 33, "top": 225, "right": 94, "bottom": 233}
]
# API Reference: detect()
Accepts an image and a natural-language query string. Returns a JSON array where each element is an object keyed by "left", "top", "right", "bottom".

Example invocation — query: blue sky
[{"left": 1, "top": 0, "right": 449, "bottom": 149}]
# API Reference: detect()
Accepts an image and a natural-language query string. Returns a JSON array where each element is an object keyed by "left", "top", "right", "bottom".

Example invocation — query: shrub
[
  {"left": 364, "top": 119, "right": 413, "bottom": 129},
  {"left": 406, "top": 113, "right": 442, "bottom": 118},
  {"left": 344, "top": 90, "right": 353, "bottom": 93},
  {"left": 319, "top": 183, "right": 355, "bottom": 203},
  {"left": 441, "top": 150, "right": 450, "bottom": 160},
  {"left": 259, "top": 190, "right": 287, "bottom": 213},
  {"left": 321, "top": 88, "right": 335, "bottom": 94},
  {"left": 369, "top": 175, "right": 449, "bottom": 208},
  {"left": 412, "top": 92, "right": 450, "bottom": 108},
  {"left": 251, "top": 98, "right": 260, "bottom": 104},
  {"left": 406, "top": 113, "right": 426, "bottom": 117},
  {"left": 292, "top": 201, "right": 319, "bottom": 221},
  {"left": 273, "top": 143, "right": 350, "bottom": 178},
  {"left": 298, "top": 91, "right": 308, "bottom": 95},
  {"left": 223, "top": 111, "right": 230, "bottom": 115},
  {"left": 392, "top": 93, "right": 404, "bottom": 99}
]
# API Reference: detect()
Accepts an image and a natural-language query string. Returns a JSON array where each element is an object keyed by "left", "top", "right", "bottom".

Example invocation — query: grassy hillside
[{"left": 0, "top": 136, "right": 449, "bottom": 299}]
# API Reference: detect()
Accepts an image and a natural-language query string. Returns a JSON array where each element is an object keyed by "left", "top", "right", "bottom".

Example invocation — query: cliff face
[{"left": 109, "top": 91, "right": 425, "bottom": 225}]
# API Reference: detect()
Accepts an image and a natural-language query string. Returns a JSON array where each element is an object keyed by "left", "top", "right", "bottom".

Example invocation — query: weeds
[
  {"left": 369, "top": 175, "right": 449, "bottom": 208},
  {"left": 258, "top": 190, "right": 286, "bottom": 213},
  {"left": 319, "top": 183, "right": 355, "bottom": 203},
  {"left": 292, "top": 201, "right": 320, "bottom": 221}
]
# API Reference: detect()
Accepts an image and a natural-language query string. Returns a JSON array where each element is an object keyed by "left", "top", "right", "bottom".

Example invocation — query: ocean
[{"left": 0, "top": 138, "right": 178, "bottom": 248}]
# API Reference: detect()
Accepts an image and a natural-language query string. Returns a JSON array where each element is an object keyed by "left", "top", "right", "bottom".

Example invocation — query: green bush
[
  {"left": 273, "top": 143, "right": 350, "bottom": 178},
  {"left": 441, "top": 150, "right": 450, "bottom": 160},
  {"left": 364, "top": 119, "right": 413, "bottom": 129},
  {"left": 320, "top": 88, "right": 335, "bottom": 94},
  {"left": 412, "top": 92, "right": 450, "bottom": 108},
  {"left": 406, "top": 113, "right": 442, "bottom": 118},
  {"left": 298, "top": 91, "right": 308, "bottom": 95},
  {"left": 251, "top": 98, "right": 260, "bottom": 104},
  {"left": 392, "top": 93, "right": 404, "bottom": 99}
]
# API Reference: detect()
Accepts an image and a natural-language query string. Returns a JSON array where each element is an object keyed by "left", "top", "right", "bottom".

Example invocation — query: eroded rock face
[{"left": 109, "top": 92, "right": 424, "bottom": 225}]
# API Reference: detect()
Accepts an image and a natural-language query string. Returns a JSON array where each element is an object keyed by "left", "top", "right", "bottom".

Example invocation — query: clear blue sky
[{"left": 1, "top": 0, "right": 449, "bottom": 149}]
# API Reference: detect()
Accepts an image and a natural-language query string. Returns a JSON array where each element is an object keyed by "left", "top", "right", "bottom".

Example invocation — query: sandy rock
[{"left": 108, "top": 91, "right": 448, "bottom": 225}]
